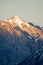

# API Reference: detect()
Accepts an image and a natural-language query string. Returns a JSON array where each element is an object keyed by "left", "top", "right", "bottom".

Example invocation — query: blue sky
[{"left": 0, "top": 0, "right": 43, "bottom": 26}]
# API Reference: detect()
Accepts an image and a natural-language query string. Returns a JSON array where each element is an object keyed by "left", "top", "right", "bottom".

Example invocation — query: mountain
[
  {"left": 0, "top": 16, "right": 43, "bottom": 65},
  {"left": 29, "top": 22, "right": 43, "bottom": 31}
]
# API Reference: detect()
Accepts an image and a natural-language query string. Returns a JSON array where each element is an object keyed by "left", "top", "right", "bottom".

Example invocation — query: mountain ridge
[{"left": 0, "top": 16, "right": 43, "bottom": 39}]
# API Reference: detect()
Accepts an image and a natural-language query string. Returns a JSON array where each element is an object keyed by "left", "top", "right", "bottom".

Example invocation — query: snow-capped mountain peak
[
  {"left": 8, "top": 16, "right": 24, "bottom": 25},
  {"left": 0, "top": 16, "right": 43, "bottom": 65},
  {"left": 4, "top": 16, "right": 24, "bottom": 28},
  {"left": 0, "top": 16, "right": 43, "bottom": 38}
]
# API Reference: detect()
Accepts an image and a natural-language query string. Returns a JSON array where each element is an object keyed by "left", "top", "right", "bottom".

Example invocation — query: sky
[{"left": 0, "top": 0, "right": 43, "bottom": 26}]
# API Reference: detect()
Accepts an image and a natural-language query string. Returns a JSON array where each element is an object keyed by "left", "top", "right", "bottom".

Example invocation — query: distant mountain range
[{"left": 0, "top": 16, "right": 43, "bottom": 65}]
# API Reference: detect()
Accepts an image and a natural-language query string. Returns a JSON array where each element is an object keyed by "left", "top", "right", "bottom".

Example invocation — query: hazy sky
[{"left": 0, "top": 0, "right": 43, "bottom": 26}]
